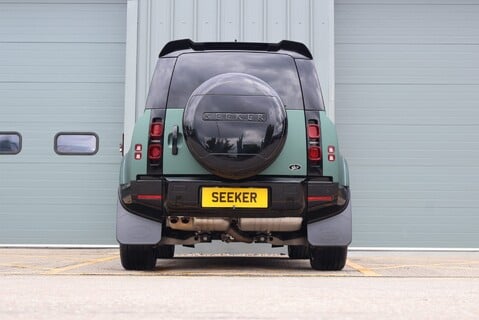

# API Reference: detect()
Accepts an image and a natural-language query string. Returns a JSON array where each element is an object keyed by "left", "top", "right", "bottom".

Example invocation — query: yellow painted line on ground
[
  {"left": 0, "top": 263, "right": 49, "bottom": 271},
  {"left": 44, "top": 255, "right": 119, "bottom": 275},
  {"left": 346, "top": 260, "right": 381, "bottom": 277},
  {"left": 371, "top": 261, "right": 479, "bottom": 271}
]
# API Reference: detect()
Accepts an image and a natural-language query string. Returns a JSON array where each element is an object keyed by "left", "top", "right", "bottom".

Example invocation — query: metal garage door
[
  {"left": 336, "top": 0, "right": 479, "bottom": 247},
  {"left": 0, "top": 0, "right": 126, "bottom": 244}
]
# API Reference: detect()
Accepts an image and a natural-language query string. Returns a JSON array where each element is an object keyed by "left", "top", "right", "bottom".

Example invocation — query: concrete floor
[{"left": 0, "top": 249, "right": 478, "bottom": 319}]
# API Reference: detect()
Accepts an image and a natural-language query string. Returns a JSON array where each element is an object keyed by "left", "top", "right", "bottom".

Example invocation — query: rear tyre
[
  {"left": 120, "top": 244, "right": 157, "bottom": 270},
  {"left": 156, "top": 245, "right": 175, "bottom": 259},
  {"left": 309, "top": 246, "right": 347, "bottom": 271},
  {"left": 287, "top": 245, "right": 309, "bottom": 259}
]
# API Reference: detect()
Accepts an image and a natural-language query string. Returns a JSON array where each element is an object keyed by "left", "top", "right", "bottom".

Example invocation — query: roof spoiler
[{"left": 159, "top": 39, "right": 313, "bottom": 59}]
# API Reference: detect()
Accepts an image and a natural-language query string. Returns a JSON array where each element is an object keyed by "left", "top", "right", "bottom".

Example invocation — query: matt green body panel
[
  {"left": 261, "top": 110, "right": 306, "bottom": 176},
  {"left": 319, "top": 111, "right": 349, "bottom": 186},
  {"left": 120, "top": 110, "right": 151, "bottom": 184},
  {"left": 162, "top": 109, "right": 307, "bottom": 176},
  {"left": 163, "top": 109, "right": 209, "bottom": 175}
]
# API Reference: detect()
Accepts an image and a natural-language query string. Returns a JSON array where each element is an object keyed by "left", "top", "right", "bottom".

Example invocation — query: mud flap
[
  {"left": 116, "top": 200, "right": 162, "bottom": 245},
  {"left": 307, "top": 199, "right": 352, "bottom": 247}
]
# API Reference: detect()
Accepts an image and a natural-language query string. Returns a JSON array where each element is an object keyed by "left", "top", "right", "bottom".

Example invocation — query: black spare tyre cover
[{"left": 183, "top": 73, "right": 287, "bottom": 180}]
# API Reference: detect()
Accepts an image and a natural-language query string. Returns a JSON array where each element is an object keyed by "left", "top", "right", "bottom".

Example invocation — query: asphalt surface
[{"left": 0, "top": 249, "right": 478, "bottom": 319}]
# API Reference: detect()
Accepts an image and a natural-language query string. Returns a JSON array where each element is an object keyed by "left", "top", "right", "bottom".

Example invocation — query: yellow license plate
[{"left": 201, "top": 187, "right": 268, "bottom": 208}]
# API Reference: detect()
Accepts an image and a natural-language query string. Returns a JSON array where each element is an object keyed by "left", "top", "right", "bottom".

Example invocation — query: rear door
[{"left": 162, "top": 52, "right": 308, "bottom": 178}]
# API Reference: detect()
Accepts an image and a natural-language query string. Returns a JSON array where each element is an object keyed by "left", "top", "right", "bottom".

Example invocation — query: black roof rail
[{"left": 159, "top": 39, "right": 313, "bottom": 59}]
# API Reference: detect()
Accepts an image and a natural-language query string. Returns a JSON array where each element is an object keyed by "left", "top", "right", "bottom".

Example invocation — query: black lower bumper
[{"left": 119, "top": 176, "right": 349, "bottom": 223}]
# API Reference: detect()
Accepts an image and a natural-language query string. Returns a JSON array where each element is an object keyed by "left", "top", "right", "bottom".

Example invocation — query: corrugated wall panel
[
  {"left": 336, "top": 0, "right": 479, "bottom": 247},
  {"left": 243, "top": 0, "right": 264, "bottom": 41},
  {"left": 220, "top": 0, "right": 242, "bottom": 40},
  {"left": 197, "top": 0, "right": 218, "bottom": 40},
  {"left": 0, "top": 0, "right": 126, "bottom": 244}
]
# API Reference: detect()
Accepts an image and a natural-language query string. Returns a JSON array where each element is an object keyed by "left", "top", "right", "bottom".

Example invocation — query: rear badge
[
  {"left": 202, "top": 112, "right": 266, "bottom": 122},
  {"left": 289, "top": 164, "right": 301, "bottom": 171}
]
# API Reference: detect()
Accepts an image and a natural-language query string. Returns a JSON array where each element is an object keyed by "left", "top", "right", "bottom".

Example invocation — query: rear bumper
[{"left": 119, "top": 176, "right": 349, "bottom": 223}]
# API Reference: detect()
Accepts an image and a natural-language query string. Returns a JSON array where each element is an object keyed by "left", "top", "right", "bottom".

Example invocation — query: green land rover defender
[{"left": 117, "top": 39, "right": 351, "bottom": 271}]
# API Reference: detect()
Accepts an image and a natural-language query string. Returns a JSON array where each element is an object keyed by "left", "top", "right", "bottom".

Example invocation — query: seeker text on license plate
[{"left": 201, "top": 187, "right": 268, "bottom": 208}]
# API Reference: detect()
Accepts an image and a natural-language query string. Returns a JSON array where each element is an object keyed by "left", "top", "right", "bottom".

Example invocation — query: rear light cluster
[
  {"left": 307, "top": 120, "right": 321, "bottom": 162},
  {"left": 305, "top": 112, "right": 323, "bottom": 176},
  {"left": 133, "top": 117, "right": 165, "bottom": 166},
  {"left": 148, "top": 118, "right": 164, "bottom": 164}
]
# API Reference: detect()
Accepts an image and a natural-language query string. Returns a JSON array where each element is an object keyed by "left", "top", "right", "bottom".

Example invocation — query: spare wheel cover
[{"left": 183, "top": 73, "right": 287, "bottom": 180}]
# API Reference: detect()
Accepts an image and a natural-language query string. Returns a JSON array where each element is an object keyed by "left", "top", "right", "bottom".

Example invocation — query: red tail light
[
  {"left": 308, "top": 146, "right": 321, "bottom": 161},
  {"left": 146, "top": 111, "right": 166, "bottom": 173},
  {"left": 308, "top": 124, "right": 320, "bottom": 139},
  {"left": 150, "top": 122, "right": 164, "bottom": 139},
  {"left": 306, "top": 118, "right": 322, "bottom": 173},
  {"left": 148, "top": 144, "right": 162, "bottom": 160}
]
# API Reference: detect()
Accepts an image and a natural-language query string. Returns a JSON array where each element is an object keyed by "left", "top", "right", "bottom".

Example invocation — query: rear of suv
[{"left": 117, "top": 39, "right": 351, "bottom": 271}]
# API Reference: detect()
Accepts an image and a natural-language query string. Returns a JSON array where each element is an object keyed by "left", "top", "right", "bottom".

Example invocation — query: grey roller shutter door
[
  {"left": 336, "top": 0, "right": 479, "bottom": 248},
  {"left": 0, "top": 0, "right": 126, "bottom": 244}
]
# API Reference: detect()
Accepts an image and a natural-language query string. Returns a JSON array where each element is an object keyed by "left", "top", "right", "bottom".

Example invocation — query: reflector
[
  {"left": 137, "top": 194, "right": 162, "bottom": 200},
  {"left": 328, "top": 154, "right": 336, "bottom": 162},
  {"left": 308, "top": 195, "right": 334, "bottom": 202},
  {"left": 134, "top": 152, "right": 142, "bottom": 160}
]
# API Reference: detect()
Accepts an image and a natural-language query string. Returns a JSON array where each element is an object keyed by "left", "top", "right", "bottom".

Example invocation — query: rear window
[{"left": 167, "top": 52, "right": 303, "bottom": 109}]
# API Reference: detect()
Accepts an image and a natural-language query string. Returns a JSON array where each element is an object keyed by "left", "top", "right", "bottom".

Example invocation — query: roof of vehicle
[{"left": 159, "top": 39, "right": 313, "bottom": 59}]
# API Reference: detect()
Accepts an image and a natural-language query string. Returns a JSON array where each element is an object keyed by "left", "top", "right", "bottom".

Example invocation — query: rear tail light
[
  {"left": 148, "top": 117, "right": 164, "bottom": 163},
  {"left": 308, "top": 124, "right": 320, "bottom": 139},
  {"left": 307, "top": 120, "right": 321, "bottom": 163},
  {"left": 308, "top": 146, "right": 321, "bottom": 161},
  {"left": 146, "top": 111, "right": 166, "bottom": 174},
  {"left": 150, "top": 122, "right": 164, "bottom": 139},
  {"left": 148, "top": 144, "right": 162, "bottom": 160}
]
